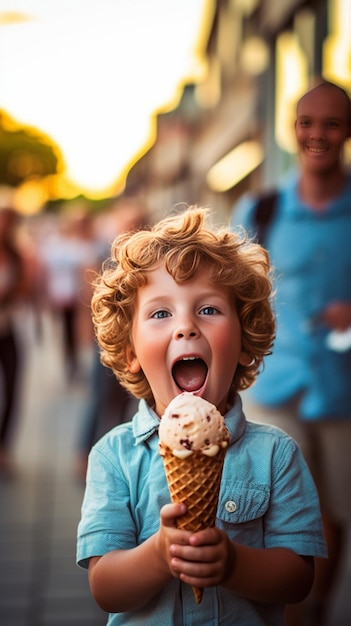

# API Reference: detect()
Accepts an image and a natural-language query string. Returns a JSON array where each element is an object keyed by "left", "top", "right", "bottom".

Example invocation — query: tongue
[{"left": 172, "top": 359, "right": 207, "bottom": 392}]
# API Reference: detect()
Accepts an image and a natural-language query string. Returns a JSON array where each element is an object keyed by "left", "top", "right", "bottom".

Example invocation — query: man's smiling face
[
  {"left": 295, "top": 84, "right": 351, "bottom": 176},
  {"left": 126, "top": 264, "right": 249, "bottom": 417}
]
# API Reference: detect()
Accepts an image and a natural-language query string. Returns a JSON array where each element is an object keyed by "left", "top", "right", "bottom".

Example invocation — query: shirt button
[{"left": 225, "top": 500, "right": 237, "bottom": 513}]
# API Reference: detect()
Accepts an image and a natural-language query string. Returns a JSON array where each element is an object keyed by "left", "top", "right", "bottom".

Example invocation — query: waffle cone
[{"left": 160, "top": 444, "right": 226, "bottom": 603}]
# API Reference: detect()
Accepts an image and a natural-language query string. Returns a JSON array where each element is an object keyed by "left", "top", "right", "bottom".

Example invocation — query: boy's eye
[
  {"left": 200, "top": 306, "right": 218, "bottom": 315},
  {"left": 152, "top": 310, "right": 170, "bottom": 319}
]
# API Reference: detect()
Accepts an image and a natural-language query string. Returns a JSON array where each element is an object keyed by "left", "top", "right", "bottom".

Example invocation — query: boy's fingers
[
  {"left": 188, "top": 527, "right": 220, "bottom": 546},
  {"left": 160, "top": 503, "right": 187, "bottom": 527}
]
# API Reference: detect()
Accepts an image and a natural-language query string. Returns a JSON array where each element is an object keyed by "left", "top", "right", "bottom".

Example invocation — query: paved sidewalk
[
  {"left": 0, "top": 317, "right": 106, "bottom": 626},
  {"left": 1, "top": 315, "right": 350, "bottom": 625}
]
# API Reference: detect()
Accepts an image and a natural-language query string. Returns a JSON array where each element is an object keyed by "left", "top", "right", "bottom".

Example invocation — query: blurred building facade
[{"left": 123, "top": 0, "right": 350, "bottom": 223}]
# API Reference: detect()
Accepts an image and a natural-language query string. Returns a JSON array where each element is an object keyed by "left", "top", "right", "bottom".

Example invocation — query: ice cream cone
[{"left": 160, "top": 443, "right": 226, "bottom": 603}]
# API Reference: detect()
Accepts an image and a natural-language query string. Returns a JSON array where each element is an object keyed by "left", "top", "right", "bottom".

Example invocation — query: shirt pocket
[{"left": 216, "top": 481, "right": 270, "bottom": 546}]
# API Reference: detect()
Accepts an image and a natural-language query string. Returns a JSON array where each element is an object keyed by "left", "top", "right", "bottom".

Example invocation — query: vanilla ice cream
[{"left": 158, "top": 392, "right": 229, "bottom": 459}]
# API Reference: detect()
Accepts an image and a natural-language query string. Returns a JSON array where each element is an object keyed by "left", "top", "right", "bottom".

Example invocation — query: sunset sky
[{"left": 0, "top": 0, "right": 210, "bottom": 198}]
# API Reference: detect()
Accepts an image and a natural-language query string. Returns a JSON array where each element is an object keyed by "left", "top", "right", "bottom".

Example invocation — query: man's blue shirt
[
  {"left": 232, "top": 171, "right": 351, "bottom": 419},
  {"left": 77, "top": 396, "right": 326, "bottom": 625}
]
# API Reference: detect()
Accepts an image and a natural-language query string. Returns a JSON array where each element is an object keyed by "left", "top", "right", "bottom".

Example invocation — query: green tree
[{"left": 0, "top": 110, "right": 61, "bottom": 186}]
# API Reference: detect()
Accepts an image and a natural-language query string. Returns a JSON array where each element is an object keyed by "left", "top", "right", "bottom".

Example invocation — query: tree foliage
[{"left": 0, "top": 110, "right": 61, "bottom": 186}]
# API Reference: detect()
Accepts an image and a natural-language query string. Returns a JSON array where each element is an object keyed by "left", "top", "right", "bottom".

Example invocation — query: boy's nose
[{"left": 173, "top": 320, "right": 199, "bottom": 340}]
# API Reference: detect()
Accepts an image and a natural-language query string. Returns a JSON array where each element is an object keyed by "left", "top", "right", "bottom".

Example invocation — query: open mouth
[{"left": 172, "top": 357, "right": 208, "bottom": 393}]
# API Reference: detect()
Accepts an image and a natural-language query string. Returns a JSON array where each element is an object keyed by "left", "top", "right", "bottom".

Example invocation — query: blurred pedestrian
[
  {"left": 39, "top": 212, "right": 97, "bottom": 381},
  {"left": 231, "top": 80, "right": 351, "bottom": 626},
  {"left": 75, "top": 197, "right": 150, "bottom": 479},
  {"left": 0, "top": 207, "right": 32, "bottom": 476}
]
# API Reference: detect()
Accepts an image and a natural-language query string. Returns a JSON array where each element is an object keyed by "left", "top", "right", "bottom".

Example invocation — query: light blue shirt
[
  {"left": 77, "top": 396, "right": 326, "bottom": 625},
  {"left": 232, "top": 171, "right": 351, "bottom": 420}
]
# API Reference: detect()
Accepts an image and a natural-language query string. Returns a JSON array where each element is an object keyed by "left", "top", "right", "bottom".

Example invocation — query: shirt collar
[
  {"left": 132, "top": 399, "right": 160, "bottom": 445},
  {"left": 224, "top": 394, "right": 247, "bottom": 443},
  {"left": 132, "top": 394, "right": 247, "bottom": 447}
]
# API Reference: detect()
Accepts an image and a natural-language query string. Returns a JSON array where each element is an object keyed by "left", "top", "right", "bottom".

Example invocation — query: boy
[{"left": 77, "top": 207, "right": 326, "bottom": 625}]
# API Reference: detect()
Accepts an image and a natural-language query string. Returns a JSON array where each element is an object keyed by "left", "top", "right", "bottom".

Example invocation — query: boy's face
[
  {"left": 127, "top": 264, "right": 249, "bottom": 417},
  {"left": 295, "top": 86, "right": 351, "bottom": 175}
]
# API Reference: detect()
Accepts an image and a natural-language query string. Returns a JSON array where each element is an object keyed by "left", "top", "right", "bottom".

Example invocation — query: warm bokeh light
[
  {"left": 240, "top": 36, "right": 270, "bottom": 76},
  {"left": 12, "top": 180, "right": 49, "bottom": 215},
  {"left": 0, "top": 0, "right": 212, "bottom": 200},
  {"left": 275, "top": 32, "right": 308, "bottom": 154},
  {"left": 206, "top": 140, "right": 264, "bottom": 192},
  {"left": 323, "top": 0, "right": 351, "bottom": 91}
]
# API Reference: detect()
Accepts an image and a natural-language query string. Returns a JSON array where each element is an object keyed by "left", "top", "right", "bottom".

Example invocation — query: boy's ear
[{"left": 125, "top": 346, "right": 141, "bottom": 373}]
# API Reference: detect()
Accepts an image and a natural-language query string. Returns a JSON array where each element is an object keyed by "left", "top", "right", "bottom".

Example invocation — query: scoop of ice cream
[{"left": 159, "top": 392, "right": 229, "bottom": 459}]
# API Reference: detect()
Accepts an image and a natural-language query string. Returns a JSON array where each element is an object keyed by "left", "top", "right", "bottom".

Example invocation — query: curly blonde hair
[{"left": 91, "top": 207, "right": 275, "bottom": 406}]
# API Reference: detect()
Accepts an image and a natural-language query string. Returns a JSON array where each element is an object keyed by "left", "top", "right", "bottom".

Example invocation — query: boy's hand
[
  {"left": 156, "top": 503, "right": 193, "bottom": 578},
  {"left": 159, "top": 504, "right": 234, "bottom": 589}
]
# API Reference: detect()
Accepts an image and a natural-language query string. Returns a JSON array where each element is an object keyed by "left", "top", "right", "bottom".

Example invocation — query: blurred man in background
[{"left": 231, "top": 81, "right": 351, "bottom": 625}]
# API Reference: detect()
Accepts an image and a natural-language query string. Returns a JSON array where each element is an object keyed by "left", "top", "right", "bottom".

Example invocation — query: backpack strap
[{"left": 253, "top": 190, "right": 278, "bottom": 246}]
